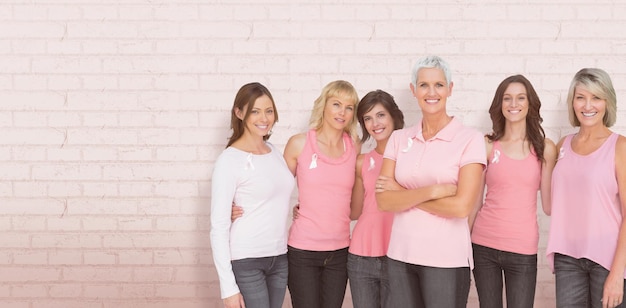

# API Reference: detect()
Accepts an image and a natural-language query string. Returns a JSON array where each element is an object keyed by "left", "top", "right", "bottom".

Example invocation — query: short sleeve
[
  {"left": 383, "top": 129, "right": 405, "bottom": 161},
  {"left": 460, "top": 130, "right": 487, "bottom": 168}
]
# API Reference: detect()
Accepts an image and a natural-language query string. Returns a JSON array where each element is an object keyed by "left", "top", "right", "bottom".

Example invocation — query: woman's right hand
[{"left": 223, "top": 292, "right": 246, "bottom": 308}]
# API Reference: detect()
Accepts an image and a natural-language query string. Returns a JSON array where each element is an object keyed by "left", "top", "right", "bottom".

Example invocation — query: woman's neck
[
  {"left": 502, "top": 120, "right": 527, "bottom": 142},
  {"left": 576, "top": 124, "right": 611, "bottom": 141},
  {"left": 374, "top": 139, "right": 388, "bottom": 155},
  {"left": 422, "top": 114, "right": 452, "bottom": 139},
  {"left": 316, "top": 126, "right": 344, "bottom": 146},
  {"left": 231, "top": 133, "right": 268, "bottom": 154}
]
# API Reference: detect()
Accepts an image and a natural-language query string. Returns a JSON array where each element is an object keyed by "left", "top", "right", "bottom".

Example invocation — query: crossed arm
[{"left": 375, "top": 157, "right": 483, "bottom": 218}]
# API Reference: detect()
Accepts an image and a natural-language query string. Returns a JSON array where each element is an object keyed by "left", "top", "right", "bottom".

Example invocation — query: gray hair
[{"left": 411, "top": 55, "right": 452, "bottom": 87}]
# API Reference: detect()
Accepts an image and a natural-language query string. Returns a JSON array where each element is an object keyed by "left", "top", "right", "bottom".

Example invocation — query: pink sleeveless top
[
  {"left": 349, "top": 150, "right": 394, "bottom": 257},
  {"left": 472, "top": 141, "right": 541, "bottom": 255},
  {"left": 546, "top": 133, "right": 625, "bottom": 277},
  {"left": 288, "top": 129, "right": 356, "bottom": 251}
]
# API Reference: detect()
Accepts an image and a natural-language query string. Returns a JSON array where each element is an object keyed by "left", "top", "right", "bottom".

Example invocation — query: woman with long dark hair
[
  {"left": 210, "top": 82, "right": 295, "bottom": 308},
  {"left": 470, "top": 75, "right": 557, "bottom": 308}
]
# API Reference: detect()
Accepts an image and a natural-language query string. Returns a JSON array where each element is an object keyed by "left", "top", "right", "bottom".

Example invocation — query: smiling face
[
  {"left": 237, "top": 94, "right": 276, "bottom": 139},
  {"left": 362, "top": 103, "right": 395, "bottom": 143},
  {"left": 501, "top": 82, "right": 529, "bottom": 124},
  {"left": 323, "top": 95, "right": 355, "bottom": 131},
  {"left": 410, "top": 67, "right": 453, "bottom": 115},
  {"left": 572, "top": 85, "right": 607, "bottom": 128}
]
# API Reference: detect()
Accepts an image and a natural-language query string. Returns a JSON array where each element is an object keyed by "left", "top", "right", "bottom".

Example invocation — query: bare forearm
[
  {"left": 418, "top": 195, "right": 475, "bottom": 218},
  {"left": 610, "top": 222, "right": 626, "bottom": 274},
  {"left": 377, "top": 186, "right": 442, "bottom": 212}
]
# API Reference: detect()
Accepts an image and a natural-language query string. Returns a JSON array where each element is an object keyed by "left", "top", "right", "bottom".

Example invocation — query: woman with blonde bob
[
  {"left": 547, "top": 68, "right": 626, "bottom": 308},
  {"left": 284, "top": 80, "right": 360, "bottom": 308}
]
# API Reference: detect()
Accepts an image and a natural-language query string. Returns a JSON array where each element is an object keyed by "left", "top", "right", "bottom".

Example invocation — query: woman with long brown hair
[
  {"left": 210, "top": 82, "right": 295, "bottom": 308},
  {"left": 470, "top": 75, "right": 557, "bottom": 308}
]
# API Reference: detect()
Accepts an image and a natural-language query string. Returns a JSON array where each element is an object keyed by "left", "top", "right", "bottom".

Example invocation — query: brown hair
[
  {"left": 486, "top": 75, "right": 546, "bottom": 162},
  {"left": 226, "top": 82, "right": 277, "bottom": 147},
  {"left": 356, "top": 90, "right": 404, "bottom": 143}
]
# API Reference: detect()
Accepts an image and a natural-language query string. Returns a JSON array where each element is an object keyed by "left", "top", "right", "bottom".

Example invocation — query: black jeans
[
  {"left": 472, "top": 243, "right": 537, "bottom": 308},
  {"left": 387, "top": 257, "right": 470, "bottom": 308},
  {"left": 554, "top": 253, "right": 626, "bottom": 308},
  {"left": 287, "top": 246, "right": 348, "bottom": 308},
  {"left": 347, "top": 253, "right": 391, "bottom": 308}
]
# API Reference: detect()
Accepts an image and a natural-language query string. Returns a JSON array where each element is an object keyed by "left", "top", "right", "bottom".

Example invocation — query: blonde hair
[
  {"left": 566, "top": 68, "right": 617, "bottom": 127},
  {"left": 308, "top": 80, "right": 360, "bottom": 141}
]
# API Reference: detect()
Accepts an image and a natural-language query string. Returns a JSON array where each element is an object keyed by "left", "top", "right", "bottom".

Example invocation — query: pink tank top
[
  {"left": 288, "top": 129, "right": 356, "bottom": 251},
  {"left": 472, "top": 141, "right": 541, "bottom": 255},
  {"left": 349, "top": 150, "right": 394, "bottom": 257},
  {"left": 546, "top": 133, "right": 625, "bottom": 277}
]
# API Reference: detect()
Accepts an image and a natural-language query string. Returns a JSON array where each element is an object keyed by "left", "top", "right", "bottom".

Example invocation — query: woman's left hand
[
  {"left": 375, "top": 175, "right": 403, "bottom": 193},
  {"left": 603, "top": 271, "right": 624, "bottom": 308},
  {"left": 231, "top": 203, "right": 244, "bottom": 222}
]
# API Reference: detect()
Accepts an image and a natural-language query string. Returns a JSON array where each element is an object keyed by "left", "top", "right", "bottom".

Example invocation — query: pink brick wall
[{"left": 1, "top": 1, "right": 624, "bottom": 307}]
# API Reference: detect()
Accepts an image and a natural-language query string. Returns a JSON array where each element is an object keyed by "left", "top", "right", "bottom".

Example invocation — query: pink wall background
[{"left": 1, "top": 1, "right": 625, "bottom": 307}]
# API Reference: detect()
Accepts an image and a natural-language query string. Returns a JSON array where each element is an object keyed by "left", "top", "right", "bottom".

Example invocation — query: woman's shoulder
[
  {"left": 615, "top": 134, "right": 626, "bottom": 152},
  {"left": 542, "top": 137, "right": 557, "bottom": 160},
  {"left": 284, "top": 132, "right": 307, "bottom": 159},
  {"left": 555, "top": 134, "right": 574, "bottom": 150},
  {"left": 212, "top": 147, "right": 245, "bottom": 175},
  {"left": 286, "top": 132, "right": 307, "bottom": 146}
]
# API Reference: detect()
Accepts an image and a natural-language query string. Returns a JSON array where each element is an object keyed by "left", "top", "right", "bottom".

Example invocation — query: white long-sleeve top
[{"left": 210, "top": 142, "right": 295, "bottom": 299}]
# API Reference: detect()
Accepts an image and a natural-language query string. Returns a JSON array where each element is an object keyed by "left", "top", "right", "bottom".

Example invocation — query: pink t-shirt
[
  {"left": 384, "top": 117, "right": 486, "bottom": 268},
  {"left": 472, "top": 141, "right": 541, "bottom": 255},
  {"left": 288, "top": 129, "right": 356, "bottom": 251},
  {"left": 547, "top": 133, "right": 625, "bottom": 278},
  {"left": 349, "top": 150, "right": 394, "bottom": 257}
]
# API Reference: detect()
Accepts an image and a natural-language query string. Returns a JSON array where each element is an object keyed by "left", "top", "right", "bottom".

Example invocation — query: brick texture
[{"left": 1, "top": 1, "right": 625, "bottom": 307}]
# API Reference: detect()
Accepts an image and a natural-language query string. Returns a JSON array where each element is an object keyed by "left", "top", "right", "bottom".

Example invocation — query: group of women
[{"left": 210, "top": 55, "right": 626, "bottom": 308}]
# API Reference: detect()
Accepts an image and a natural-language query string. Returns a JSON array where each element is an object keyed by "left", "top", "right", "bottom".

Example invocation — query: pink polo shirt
[
  {"left": 349, "top": 150, "right": 394, "bottom": 257},
  {"left": 384, "top": 117, "right": 486, "bottom": 268}
]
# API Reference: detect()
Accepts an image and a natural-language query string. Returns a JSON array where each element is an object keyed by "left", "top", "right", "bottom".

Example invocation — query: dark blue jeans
[
  {"left": 554, "top": 253, "right": 626, "bottom": 308},
  {"left": 287, "top": 246, "right": 348, "bottom": 308},
  {"left": 472, "top": 243, "right": 537, "bottom": 308},
  {"left": 347, "top": 253, "right": 391, "bottom": 308},
  {"left": 231, "top": 254, "right": 288, "bottom": 308},
  {"left": 387, "top": 257, "right": 470, "bottom": 308}
]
